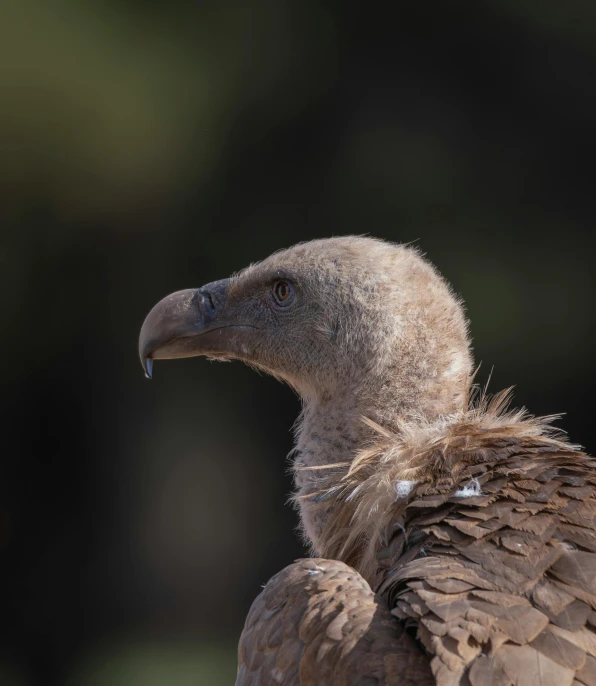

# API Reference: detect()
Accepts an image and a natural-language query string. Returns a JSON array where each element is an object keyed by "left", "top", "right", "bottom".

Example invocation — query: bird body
[
  {"left": 240, "top": 392, "right": 595, "bottom": 685},
  {"left": 139, "top": 237, "right": 596, "bottom": 685}
]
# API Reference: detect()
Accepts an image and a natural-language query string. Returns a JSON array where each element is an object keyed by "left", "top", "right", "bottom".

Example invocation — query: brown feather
[{"left": 239, "top": 393, "right": 596, "bottom": 684}]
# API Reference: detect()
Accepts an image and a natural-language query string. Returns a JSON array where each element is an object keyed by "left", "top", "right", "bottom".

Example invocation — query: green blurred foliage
[
  {"left": 0, "top": 0, "right": 336, "bottom": 220},
  {"left": 67, "top": 642, "right": 237, "bottom": 686}
]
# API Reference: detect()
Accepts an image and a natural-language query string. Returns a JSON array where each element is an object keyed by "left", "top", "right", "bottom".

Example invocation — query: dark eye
[{"left": 273, "top": 280, "right": 295, "bottom": 307}]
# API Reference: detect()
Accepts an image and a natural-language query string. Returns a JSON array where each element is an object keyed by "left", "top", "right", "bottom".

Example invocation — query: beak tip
[{"left": 143, "top": 358, "right": 153, "bottom": 380}]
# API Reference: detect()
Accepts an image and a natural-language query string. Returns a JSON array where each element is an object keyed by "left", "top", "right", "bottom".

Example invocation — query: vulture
[{"left": 139, "top": 236, "right": 596, "bottom": 686}]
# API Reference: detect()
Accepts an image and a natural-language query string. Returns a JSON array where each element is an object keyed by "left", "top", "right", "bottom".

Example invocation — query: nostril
[
  {"left": 196, "top": 279, "right": 228, "bottom": 321},
  {"left": 201, "top": 289, "right": 216, "bottom": 319}
]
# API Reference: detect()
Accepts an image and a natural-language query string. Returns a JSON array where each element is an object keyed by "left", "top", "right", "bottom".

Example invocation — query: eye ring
[{"left": 272, "top": 280, "right": 295, "bottom": 307}]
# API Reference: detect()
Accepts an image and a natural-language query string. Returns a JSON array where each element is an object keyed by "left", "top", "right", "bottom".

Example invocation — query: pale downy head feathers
[{"left": 230, "top": 236, "right": 473, "bottom": 425}]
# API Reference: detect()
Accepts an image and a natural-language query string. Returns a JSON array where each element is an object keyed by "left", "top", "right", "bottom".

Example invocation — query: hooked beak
[{"left": 139, "top": 278, "right": 255, "bottom": 378}]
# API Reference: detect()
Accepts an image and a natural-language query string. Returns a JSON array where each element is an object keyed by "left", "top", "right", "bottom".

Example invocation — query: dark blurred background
[{"left": 2, "top": 1, "right": 596, "bottom": 684}]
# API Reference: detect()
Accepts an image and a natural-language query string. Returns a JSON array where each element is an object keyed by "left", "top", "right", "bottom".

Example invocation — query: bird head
[{"left": 139, "top": 237, "right": 472, "bottom": 423}]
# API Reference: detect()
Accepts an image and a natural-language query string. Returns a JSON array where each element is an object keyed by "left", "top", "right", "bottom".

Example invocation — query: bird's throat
[{"left": 291, "top": 395, "right": 374, "bottom": 550}]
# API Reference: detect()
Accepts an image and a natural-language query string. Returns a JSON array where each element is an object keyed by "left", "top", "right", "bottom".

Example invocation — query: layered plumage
[
  {"left": 240, "top": 392, "right": 596, "bottom": 685},
  {"left": 139, "top": 237, "right": 595, "bottom": 685}
]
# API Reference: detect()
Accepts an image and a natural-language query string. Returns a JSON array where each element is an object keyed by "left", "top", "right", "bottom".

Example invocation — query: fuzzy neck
[
  {"left": 292, "top": 393, "right": 365, "bottom": 548},
  {"left": 291, "top": 368, "right": 468, "bottom": 547},
  {"left": 292, "top": 395, "right": 367, "bottom": 484}
]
